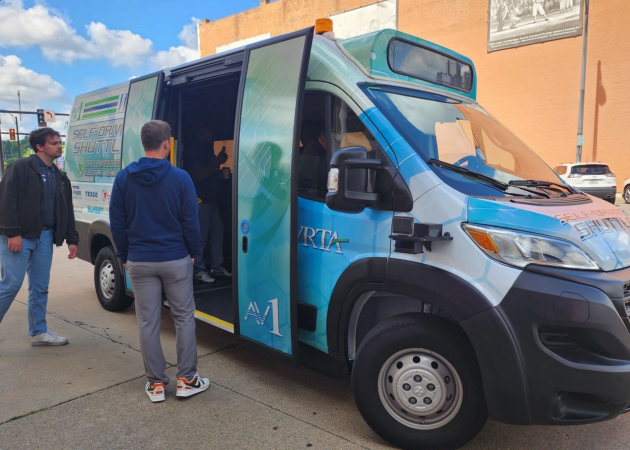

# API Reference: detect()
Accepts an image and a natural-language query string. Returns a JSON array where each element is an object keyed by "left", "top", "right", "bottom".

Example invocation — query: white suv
[
  {"left": 553, "top": 162, "right": 617, "bottom": 204},
  {"left": 623, "top": 177, "right": 630, "bottom": 204}
]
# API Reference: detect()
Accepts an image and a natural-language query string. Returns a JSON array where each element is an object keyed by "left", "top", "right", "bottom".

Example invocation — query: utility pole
[
  {"left": 18, "top": 90, "right": 22, "bottom": 120},
  {"left": 576, "top": 0, "right": 589, "bottom": 163}
]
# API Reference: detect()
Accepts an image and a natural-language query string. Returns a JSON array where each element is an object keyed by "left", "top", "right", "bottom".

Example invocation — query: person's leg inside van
[
  {"left": 206, "top": 202, "right": 226, "bottom": 274},
  {"left": 193, "top": 202, "right": 214, "bottom": 282},
  {"left": 127, "top": 261, "right": 169, "bottom": 385},
  {"left": 158, "top": 257, "right": 198, "bottom": 381},
  {"left": 0, "top": 235, "right": 33, "bottom": 325}
]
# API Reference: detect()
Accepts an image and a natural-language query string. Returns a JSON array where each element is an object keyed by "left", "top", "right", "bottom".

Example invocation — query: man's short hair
[
  {"left": 141, "top": 120, "right": 171, "bottom": 151},
  {"left": 29, "top": 127, "right": 61, "bottom": 152}
]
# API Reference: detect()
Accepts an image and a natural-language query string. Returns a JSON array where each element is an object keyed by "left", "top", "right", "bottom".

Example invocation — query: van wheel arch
[
  {"left": 327, "top": 257, "right": 493, "bottom": 361},
  {"left": 88, "top": 219, "right": 115, "bottom": 263}
]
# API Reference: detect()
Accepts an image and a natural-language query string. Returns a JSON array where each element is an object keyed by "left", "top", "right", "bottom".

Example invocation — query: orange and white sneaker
[
  {"left": 145, "top": 382, "right": 166, "bottom": 403},
  {"left": 176, "top": 373, "right": 210, "bottom": 398}
]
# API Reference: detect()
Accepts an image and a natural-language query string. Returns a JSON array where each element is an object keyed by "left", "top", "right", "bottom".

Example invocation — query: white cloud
[
  {"left": 0, "top": 0, "right": 152, "bottom": 68},
  {"left": 151, "top": 46, "right": 198, "bottom": 70},
  {"left": 0, "top": 2, "right": 199, "bottom": 71},
  {"left": 179, "top": 17, "right": 201, "bottom": 50},
  {"left": 0, "top": 55, "right": 64, "bottom": 108},
  {"left": 0, "top": 54, "right": 67, "bottom": 136},
  {"left": 150, "top": 17, "right": 200, "bottom": 70}
]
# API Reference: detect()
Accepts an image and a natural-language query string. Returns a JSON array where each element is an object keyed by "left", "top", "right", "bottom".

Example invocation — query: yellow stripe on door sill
[{"left": 194, "top": 310, "right": 234, "bottom": 333}]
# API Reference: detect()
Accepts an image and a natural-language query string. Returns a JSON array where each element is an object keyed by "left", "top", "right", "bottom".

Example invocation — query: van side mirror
[{"left": 326, "top": 146, "right": 413, "bottom": 214}]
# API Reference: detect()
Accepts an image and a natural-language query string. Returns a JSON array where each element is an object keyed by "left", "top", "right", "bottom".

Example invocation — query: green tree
[{"left": 2, "top": 137, "right": 33, "bottom": 168}]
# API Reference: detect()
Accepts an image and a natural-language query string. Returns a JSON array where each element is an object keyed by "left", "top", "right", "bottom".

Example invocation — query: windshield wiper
[
  {"left": 509, "top": 179, "right": 579, "bottom": 195},
  {"left": 428, "top": 158, "right": 510, "bottom": 191},
  {"left": 428, "top": 159, "right": 548, "bottom": 198}
]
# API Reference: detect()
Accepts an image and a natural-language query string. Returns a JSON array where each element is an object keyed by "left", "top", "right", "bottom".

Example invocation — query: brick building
[{"left": 199, "top": 0, "right": 630, "bottom": 190}]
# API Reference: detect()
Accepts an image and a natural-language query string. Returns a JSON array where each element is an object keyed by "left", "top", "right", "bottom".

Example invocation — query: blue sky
[{"left": 0, "top": 0, "right": 262, "bottom": 137}]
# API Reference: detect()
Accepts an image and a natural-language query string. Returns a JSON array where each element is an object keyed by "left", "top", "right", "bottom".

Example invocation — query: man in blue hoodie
[{"left": 109, "top": 120, "right": 210, "bottom": 403}]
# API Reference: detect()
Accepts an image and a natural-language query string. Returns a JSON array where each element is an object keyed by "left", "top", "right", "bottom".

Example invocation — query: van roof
[{"left": 338, "top": 29, "right": 477, "bottom": 101}]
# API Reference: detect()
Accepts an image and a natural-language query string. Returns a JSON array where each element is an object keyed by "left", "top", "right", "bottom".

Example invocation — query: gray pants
[
  {"left": 193, "top": 202, "right": 224, "bottom": 273},
  {"left": 127, "top": 257, "right": 197, "bottom": 384}
]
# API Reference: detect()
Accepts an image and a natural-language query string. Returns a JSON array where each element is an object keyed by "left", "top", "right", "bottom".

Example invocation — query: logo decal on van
[
  {"left": 297, "top": 226, "right": 348, "bottom": 254},
  {"left": 244, "top": 298, "right": 283, "bottom": 337},
  {"left": 554, "top": 209, "right": 630, "bottom": 240},
  {"left": 77, "top": 158, "right": 85, "bottom": 177}
]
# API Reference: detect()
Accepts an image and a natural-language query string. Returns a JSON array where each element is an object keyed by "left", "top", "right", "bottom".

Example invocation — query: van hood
[
  {"left": 126, "top": 157, "right": 171, "bottom": 186},
  {"left": 468, "top": 196, "right": 630, "bottom": 272}
]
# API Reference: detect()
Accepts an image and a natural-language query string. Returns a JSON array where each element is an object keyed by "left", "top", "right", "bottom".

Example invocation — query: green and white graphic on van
[
  {"left": 237, "top": 32, "right": 312, "bottom": 355},
  {"left": 65, "top": 83, "right": 128, "bottom": 183},
  {"left": 121, "top": 75, "right": 159, "bottom": 168},
  {"left": 67, "top": 23, "right": 630, "bottom": 450}
]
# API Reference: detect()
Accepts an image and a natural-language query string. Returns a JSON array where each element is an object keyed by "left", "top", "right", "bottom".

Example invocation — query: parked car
[
  {"left": 623, "top": 177, "right": 630, "bottom": 203},
  {"left": 554, "top": 162, "right": 617, "bottom": 204}
]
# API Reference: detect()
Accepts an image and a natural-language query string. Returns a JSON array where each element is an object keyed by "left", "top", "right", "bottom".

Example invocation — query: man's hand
[
  {"left": 8, "top": 236, "right": 22, "bottom": 252},
  {"left": 68, "top": 244, "right": 78, "bottom": 259},
  {"left": 191, "top": 258, "right": 195, "bottom": 264}
]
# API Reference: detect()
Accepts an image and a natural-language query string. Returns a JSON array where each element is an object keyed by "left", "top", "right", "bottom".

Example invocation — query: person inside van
[
  {"left": 298, "top": 123, "right": 328, "bottom": 196},
  {"left": 185, "top": 128, "right": 231, "bottom": 283}
]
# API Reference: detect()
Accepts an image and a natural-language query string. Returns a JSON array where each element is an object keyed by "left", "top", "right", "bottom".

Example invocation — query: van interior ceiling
[{"left": 162, "top": 72, "right": 242, "bottom": 326}]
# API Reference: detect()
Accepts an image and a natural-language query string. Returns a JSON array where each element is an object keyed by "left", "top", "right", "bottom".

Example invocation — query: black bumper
[
  {"left": 461, "top": 265, "right": 630, "bottom": 425},
  {"left": 579, "top": 186, "right": 616, "bottom": 200}
]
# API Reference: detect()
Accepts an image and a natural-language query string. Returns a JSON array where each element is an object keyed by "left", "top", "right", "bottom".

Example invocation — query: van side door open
[{"left": 234, "top": 28, "right": 314, "bottom": 358}]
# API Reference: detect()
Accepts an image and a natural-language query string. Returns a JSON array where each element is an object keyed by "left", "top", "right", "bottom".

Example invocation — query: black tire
[
  {"left": 94, "top": 246, "right": 134, "bottom": 312},
  {"left": 352, "top": 314, "right": 487, "bottom": 450},
  {"left": 624, "top": 186, "right": 630, "bottom": 204},
  {"left": 606, "top": 197, "right": 616, "bottom": 205}
]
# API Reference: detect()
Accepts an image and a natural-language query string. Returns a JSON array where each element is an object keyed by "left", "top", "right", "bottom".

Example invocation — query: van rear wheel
[
  {"left": 352, "top": 314, "right": 487, "bottom": 450},
  {"left": 94, "top": 246, "right": 134, "bottom": 312}
]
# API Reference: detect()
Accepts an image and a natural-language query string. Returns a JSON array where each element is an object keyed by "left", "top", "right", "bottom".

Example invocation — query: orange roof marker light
[{"left": 315, "top": 18, "right": 333, "bottom": 35}]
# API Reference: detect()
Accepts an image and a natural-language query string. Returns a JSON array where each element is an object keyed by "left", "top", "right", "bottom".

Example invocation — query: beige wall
[{"left": 199, "top": 0, "right": 630, "bottom": 189}]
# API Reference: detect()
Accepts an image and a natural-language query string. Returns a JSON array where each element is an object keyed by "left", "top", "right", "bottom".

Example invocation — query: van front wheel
[
  {"left": 352, "top": 314, "right": 487, "bottom": 450},
  {"left": 94, "top": 246, "right": 134, "bottom": 312}
]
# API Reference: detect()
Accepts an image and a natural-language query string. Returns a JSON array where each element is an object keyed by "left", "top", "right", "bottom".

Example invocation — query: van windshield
[{"left": 365, "top": 86, "right": 562, "bottom": 197}]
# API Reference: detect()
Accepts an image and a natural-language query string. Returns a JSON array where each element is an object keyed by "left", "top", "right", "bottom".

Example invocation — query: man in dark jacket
[
  {"left": 109, "top": 120, "right": 209, "bottom": 403},
  {"left": 0, "top": 127, "right": 79, "bottom": 346},
  {"left": 185, "top": 128, "right": 230, "bottom": 283}
]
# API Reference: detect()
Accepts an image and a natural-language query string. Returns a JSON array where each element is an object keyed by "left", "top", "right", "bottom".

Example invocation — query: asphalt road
[{"left": 0, "top": 199, "right": 629, "bottom": 450}]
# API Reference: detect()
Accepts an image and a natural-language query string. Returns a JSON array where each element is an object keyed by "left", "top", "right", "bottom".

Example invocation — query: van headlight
[{"left": 462, "top": 224, "right": 599, "bottom": 270}]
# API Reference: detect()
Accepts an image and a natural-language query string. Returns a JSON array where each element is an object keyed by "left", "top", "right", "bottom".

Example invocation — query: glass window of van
[
  {"left": 364, "top": 86, "right": 563, "bottom": 197},
  {"left": 299, "top": 92, "right": 384, "bottom": 201},
  {"left": 388, "top": 39, "right": 473, "bottom": 93}
]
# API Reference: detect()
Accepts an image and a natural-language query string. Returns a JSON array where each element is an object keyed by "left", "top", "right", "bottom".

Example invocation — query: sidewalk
[{"left": 2, "top": 246, "right": 630, "bottom": 449}]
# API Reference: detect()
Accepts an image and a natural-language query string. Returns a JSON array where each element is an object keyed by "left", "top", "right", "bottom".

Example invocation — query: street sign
[
  {"left": 37, "top": 109, "right": 47, "bottom": 127},
  {"left": 577, "top": 134, "right": 585, "bottom": 146},
  {"left": 9, "top": 128, "right": 16, "bottom": 141},
  {"left": 44, "top": 110, "right": 56, "bottom": 123}
]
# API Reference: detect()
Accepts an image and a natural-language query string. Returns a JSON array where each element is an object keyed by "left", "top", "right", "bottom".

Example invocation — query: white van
[{"left": 65, "top": 24, "right": 630, "bottom": 450}]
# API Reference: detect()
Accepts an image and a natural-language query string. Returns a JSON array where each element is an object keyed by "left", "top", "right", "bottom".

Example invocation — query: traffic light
[
  {"left": 37, "top": 109, "right": 46, "bottom": 127},
  {"left": 9, "top": 129, "right": 16, "bottom": 141}
]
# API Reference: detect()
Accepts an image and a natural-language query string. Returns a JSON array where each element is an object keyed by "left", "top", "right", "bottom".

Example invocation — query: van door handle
[{"left": 242, "top": 236, "right": 248, "bottom": 253}]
